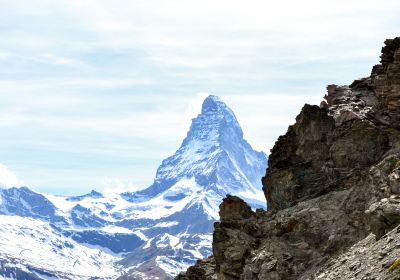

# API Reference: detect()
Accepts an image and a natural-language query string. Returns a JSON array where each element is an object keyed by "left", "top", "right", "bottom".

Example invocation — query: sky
[{"left": 0, "top": 0, "right": 399, "bottom": 195}]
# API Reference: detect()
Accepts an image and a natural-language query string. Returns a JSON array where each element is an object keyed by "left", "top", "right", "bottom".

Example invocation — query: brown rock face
[
  {"left": 262, "top": 101, "right": 389, "bottom": 212},
  {"left": 175, "top": 37, "right": 400, "bottom": 280},
  {"left": 262, "top": 105, "right": 335, "bottom": 211},
  {"left": 175, "top": 257, "right": 217, "bottom": 280},
  {"left": 219, "top": 195, "right": 254, "bottom": 222},
  {"left": 263, "top": 39, "right": 400, "bottom": 211},
  {"left": 371, "top": 37, "right": 400, "bottom": 126},
  {"left": 213, "top": 196, "right": 256, "bottom": 279}
]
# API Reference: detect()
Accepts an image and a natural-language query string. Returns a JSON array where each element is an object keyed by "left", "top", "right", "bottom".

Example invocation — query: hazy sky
[{"left": 0, "top": 0, "right": 399, "bottom": 195}]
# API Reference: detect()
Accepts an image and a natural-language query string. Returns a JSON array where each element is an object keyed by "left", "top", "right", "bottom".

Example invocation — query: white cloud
[
  {"left": 0, "top": 164, "right": 20, "bottom": 189},
  {"left": 102, "top": 177, "right": 144, "bottom": 195},
  {"left": 186, "top": 92, "right": 211, "bottom": 114}
]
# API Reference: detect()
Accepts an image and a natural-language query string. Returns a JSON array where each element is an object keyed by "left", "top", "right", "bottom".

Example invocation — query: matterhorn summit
[{"left": 126, "top": 95, "right": 267, "bottom": 206}]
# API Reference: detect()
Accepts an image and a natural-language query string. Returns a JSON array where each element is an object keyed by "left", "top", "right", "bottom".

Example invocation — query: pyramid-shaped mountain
[{"left": 124, "top": 95, "right": 267, "bottom": 208}]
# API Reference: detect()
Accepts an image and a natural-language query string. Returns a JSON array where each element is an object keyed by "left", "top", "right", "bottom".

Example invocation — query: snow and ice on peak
[
  {"left": 156, "top": 234, "right": 180, "bottom": 248},
  {"left": 127, "top": 95, "right": 267, "bottom": 207},
  {"left": 200, "top": 95, "right": 243, "bottom": 137},
  {"left": 0, "top": 95, "right": 268, "bottom": 279},
  {"left": 67, "top": 190, "right": 103, "bottom": 202}
]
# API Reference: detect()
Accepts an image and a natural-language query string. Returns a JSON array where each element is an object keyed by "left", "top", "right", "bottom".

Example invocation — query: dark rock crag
[{"left": 176, "top": 37, "right": 400, "bottom": 279}]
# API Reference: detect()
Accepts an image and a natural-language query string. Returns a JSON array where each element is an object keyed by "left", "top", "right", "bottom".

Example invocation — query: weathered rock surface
[
  {"left": 372, "top": 37, "right": 400, "bottom": 122},
  {"left": 314, "top": 225, "right": 400, "bottom": 280},
  {"left": 176, "top": 37, "right": 400, "bottom": 280}
]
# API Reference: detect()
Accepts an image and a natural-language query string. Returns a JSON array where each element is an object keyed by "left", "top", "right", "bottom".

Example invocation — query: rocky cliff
[{"left": 176, "top": 37, "right": 400, "bottom": 280}]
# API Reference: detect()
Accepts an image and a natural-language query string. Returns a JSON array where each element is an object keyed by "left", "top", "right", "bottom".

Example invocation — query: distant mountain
[
  {"left": 124, "top": 95, "right": 267, "bottom": 206},
  {"left": 0, "top": 95, "right": 267, "bottom": 279},
  {"left": 0, "top": 215, "right": 120, "bottom": 280}
]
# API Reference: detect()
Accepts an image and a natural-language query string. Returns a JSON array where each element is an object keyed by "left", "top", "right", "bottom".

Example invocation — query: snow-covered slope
[
  {"left": 0, "top": 215, "right": 120, "bottom": 280},
  {"left": 0, "top": 95, "right": 267, "bottom": 279}
]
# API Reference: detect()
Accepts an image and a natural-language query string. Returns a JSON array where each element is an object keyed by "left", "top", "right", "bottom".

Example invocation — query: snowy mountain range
[{"left": 0, "top": 95, "right": 267, "bottom": 280}]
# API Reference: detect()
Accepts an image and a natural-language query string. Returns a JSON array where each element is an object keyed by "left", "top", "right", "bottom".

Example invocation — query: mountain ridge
[{"left": 0, "top": 95, "right": 267, "bottom": 280}]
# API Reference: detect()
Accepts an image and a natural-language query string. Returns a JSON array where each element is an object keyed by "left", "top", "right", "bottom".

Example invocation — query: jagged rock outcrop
[
  {"left": 372, "top": 38, "right": 400, "bottom": 120},
  {"left": 176, "top": 37, "right": 400, "bottom": 280},
  {"left": 175, "top": 257, "right": 217, "bottom": 280}
]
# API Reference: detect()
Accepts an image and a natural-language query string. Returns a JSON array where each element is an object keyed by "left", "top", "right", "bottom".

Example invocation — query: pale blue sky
[{"left": 0, "top": 0, "right": 399, "bottom": 195}]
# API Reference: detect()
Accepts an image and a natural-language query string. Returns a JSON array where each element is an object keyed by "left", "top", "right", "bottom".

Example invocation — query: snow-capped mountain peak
[
  {"left": 201, "top": 94, "right": 233, "bottom": 118},
  {"left": 184, "top": 94, "right": 243, "bottom": 145},
  {"left": 128, "top": 95, "right": 267, "bottom": 204}
]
